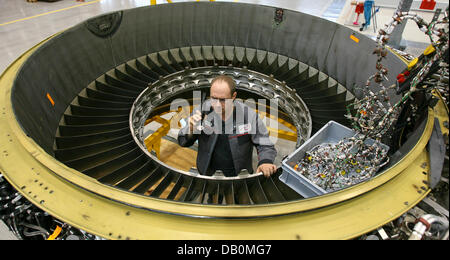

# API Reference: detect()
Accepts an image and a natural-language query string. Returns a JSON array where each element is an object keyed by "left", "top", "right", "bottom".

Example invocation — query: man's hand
[
  {"left": 257, "top": 163, "right": 277, "bottom": 178},
  {"left": 188, "top": 110, "right": 202, "bottom": 133}
]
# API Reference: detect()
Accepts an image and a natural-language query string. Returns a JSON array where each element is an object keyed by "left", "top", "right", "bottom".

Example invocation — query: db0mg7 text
[{"left": 221, "top": 245, "right": 271, "bottom": 255}]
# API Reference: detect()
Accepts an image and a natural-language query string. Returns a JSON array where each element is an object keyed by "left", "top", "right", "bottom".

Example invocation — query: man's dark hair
[{"left": 211, "top": 75, "right": 236, "bottom": 96}]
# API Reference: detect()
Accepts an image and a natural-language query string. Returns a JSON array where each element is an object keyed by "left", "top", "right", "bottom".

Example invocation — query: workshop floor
[{"left": 0, "top": 0, "right": 438, "bottom": 240}]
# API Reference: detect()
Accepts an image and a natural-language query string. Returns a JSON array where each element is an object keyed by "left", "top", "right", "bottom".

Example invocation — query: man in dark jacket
[{"left": 177, "top": 75, "right": 277, "bottom": 177}]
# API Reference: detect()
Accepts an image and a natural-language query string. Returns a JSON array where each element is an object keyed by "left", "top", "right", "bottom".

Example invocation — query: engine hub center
[{"left": 130, "top": 66, "right": 312, "bottom": 176}]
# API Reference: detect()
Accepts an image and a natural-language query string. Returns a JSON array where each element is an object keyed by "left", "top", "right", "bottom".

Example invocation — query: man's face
[{"left": 210, "top": 80, "right": 236, "bottom": 116}]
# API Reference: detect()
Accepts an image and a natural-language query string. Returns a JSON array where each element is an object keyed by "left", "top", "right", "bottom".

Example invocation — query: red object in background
[
  {"left": 355, "top": 3, "right": 364, "bottom": 14},
  {"left": 420, "top": 0, "right": 436, "bottom": 10},
  {"left": 353, "top": 2, "right": 364, "bottom": 25}
]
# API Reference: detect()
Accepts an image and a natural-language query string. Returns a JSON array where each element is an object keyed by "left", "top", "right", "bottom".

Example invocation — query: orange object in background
[
  {"left": 350, "top": 34, "right": 360, "bottom": 43},
  {"left": 419, "top": 0, "right": 436, "bottom": 10},
  {"left": 46, "top": 93, "right": 55, "bottom": 106}
]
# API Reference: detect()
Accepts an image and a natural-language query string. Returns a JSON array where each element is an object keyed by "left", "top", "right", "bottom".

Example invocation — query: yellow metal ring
[{"left": 0, "top": 34, "right": 445, "bottom": 239}]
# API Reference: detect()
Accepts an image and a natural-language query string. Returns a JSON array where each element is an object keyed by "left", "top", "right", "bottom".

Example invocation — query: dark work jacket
[{"left": 177, "top": 100, "right": 277, "bottom": 176}]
